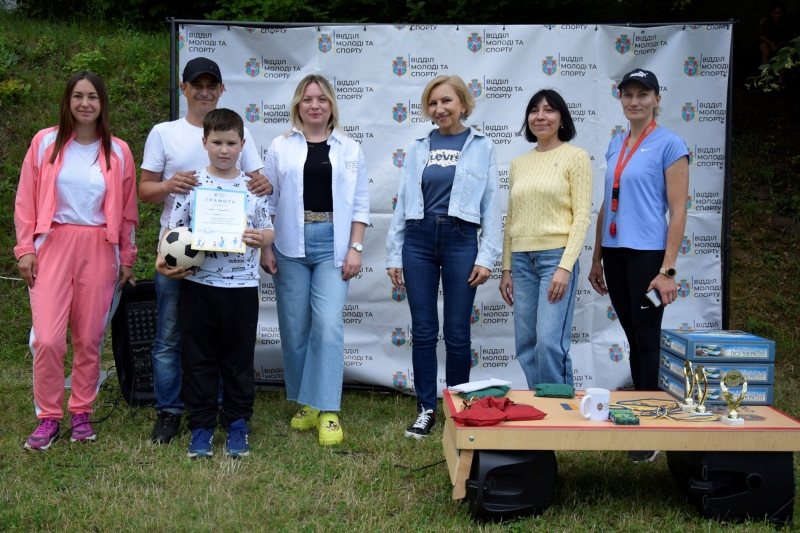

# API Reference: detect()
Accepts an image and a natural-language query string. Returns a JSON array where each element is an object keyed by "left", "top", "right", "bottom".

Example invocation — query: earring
[
  {"left": 560, "top": 124, "right": 564, "bottom": 129},
  {"left": 460, "top": 112, "right": 466, "bottom": 121}
]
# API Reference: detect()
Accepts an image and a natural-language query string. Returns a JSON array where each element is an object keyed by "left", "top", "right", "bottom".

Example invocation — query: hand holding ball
[{"left": 160, "top": 227, "right": 205, "bottom": 271}]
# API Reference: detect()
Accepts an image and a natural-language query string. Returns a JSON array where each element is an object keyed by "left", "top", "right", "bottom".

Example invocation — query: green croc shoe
[
  {"left": 318, "top": 413, "right": 343, "bottom": 446},
  {"left": 290, "top": 405, "right": 320, "bottom": 431}
]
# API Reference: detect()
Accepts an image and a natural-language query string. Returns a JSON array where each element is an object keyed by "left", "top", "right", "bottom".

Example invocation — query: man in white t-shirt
[{"left": 139, "top": 57, "right": 272, "bottom": 444}]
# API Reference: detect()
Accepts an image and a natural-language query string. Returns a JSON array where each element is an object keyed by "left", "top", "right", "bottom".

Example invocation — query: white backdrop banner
[{"left": 177, "top": 23, "right": 730, "bottom": 393}]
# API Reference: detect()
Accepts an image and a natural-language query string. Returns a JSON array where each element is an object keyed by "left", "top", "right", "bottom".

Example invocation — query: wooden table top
[{"left": 442, "top": 390, "right": 800, "bottom": 452}]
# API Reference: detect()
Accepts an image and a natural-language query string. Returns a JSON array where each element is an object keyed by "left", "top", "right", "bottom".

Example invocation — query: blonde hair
[
  {"left": 287, "top": 74, "right": 340, "bottom": 135},
  {"left": 420, "top": 75, "right": 475, "bottom": 120}
]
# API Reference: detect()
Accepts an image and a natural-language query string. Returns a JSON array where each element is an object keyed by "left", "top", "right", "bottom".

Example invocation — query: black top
[{"left": 302, "top": 141, "right": 333, "bottom": 212}]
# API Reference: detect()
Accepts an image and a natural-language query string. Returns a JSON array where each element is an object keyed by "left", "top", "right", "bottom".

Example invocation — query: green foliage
[
  {"left": 63, "top": 48, "right": 107, "bottom": 75},
  {"left": 747, "top": 36, "right": 800, "bottom": 92},
  {"left": 206, "top": 0, "right": 325, "bottom": 22}
]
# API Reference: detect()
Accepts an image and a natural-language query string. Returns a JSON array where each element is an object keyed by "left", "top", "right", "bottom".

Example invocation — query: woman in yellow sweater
[{"left": 499, "top": 89, "right": 592, "bottom": 388}]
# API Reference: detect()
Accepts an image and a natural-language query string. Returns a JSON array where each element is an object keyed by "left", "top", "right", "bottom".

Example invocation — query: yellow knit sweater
[{"left": 501, "top": 142, "right": 593, "bottom": 272}]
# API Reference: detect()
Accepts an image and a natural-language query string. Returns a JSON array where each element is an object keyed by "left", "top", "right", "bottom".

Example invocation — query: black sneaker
[
  {"left": 151, "top": 411, "right": 182, "bottom": 444},
  {"left": 404, "top": 409, "right": 436, "bottom": 439},
  {"left": 627, "top": 450, "right": 659, "bottom": 463}
]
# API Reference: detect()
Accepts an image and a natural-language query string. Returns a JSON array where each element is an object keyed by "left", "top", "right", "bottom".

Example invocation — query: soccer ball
[{"left": 160, "top": 227, "right": 205, "bottom": 270}]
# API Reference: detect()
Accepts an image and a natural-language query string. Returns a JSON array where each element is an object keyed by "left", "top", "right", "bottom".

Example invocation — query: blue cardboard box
[
  {"left": 658, "top": 368, "right": 774, "bottom": 406},
  {"left": 660, "top": 329, "right": 775, "bottom": 362},
  {"left": 659, "top": 350, "right": 774, "bottom": 384}
]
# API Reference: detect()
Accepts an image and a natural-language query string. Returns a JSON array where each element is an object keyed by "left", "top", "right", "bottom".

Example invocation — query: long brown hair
[{"left": 49, "top": 71, "right": 112, "bottom": 170}]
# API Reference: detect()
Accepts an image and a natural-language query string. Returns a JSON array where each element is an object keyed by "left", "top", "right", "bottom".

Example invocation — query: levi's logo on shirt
[{"left": 428, "top": 149, "right": 460, "bottom": 167}]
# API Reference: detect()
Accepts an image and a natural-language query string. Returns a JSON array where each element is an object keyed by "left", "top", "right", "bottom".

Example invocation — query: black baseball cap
[
  {"left": 182, "top": 57, "right": 222, "bottom": 83},
  {"left": 618, "top": 69, "right": 659, "bottom": 94}
]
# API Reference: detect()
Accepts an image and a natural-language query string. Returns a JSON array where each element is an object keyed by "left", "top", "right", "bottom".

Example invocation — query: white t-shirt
[
  {"left": 53, "top": 140, "right": 107, "bottom": 226},
  {"left": 167, "top": 169, "right": 273, "bottom": 288},
  {"left": 141, "top": 117, "right": 263, "bottom": 235}
]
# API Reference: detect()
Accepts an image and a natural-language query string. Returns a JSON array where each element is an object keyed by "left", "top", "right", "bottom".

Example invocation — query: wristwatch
[
  {"left": 659, "top": 267, "right": 677, "bottom": 278},
  {"left": 350, "top": 242, "right": 363, "bottom": 252}
]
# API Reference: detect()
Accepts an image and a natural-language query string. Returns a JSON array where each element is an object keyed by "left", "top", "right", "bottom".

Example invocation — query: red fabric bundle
[{"left": 451, "top": 396, "right": 547, "bottom": 426}]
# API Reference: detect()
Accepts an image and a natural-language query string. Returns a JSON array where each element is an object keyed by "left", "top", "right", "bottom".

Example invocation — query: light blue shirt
[
  {"left": 385, "top": 127, "right": 502, "bottom": 269},
  {"left": 601, "top": 127, "right": 688, "bottom": 250},
  {"left": 264, "top": 128, "right": 370, "bottom": 267}
]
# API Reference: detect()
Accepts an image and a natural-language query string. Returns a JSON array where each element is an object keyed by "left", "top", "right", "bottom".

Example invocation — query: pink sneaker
[
  {"left": 70, "top": 413, "right": 96, "bottom": 442},
  {"left": 24, "top": 418, "right": 60, "bottom": 451}
]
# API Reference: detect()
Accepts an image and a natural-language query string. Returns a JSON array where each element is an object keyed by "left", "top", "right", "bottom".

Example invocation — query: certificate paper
[{"left": 191, "top": 187, "right": 247, "bottom": 253}]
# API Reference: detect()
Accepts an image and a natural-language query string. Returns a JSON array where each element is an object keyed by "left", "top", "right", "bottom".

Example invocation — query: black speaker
[
  {"left": 465, "top": 450, "right": 558, "bottom": 521},
  {"left": 667, "top": 451, "right": 795, "bottom": 526},
  {"left": 111, "top": 280, "right": 158, "bottom": 406}
]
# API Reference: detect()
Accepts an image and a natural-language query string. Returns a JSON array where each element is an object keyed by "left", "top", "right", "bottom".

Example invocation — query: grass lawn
[{"left": 1, "top": 14, "right": 799, "bottom": 533}]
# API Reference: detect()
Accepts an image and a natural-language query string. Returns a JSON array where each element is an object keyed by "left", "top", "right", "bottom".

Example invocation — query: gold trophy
[
  {"left": 720, "top": 369, "right": 748, "bottom": 426},
  {"left": 691, "top": 364, "right": 709, "bottom": 415},
  {"left": 681, "top": 359, "right": 697, "bottom": 412}
]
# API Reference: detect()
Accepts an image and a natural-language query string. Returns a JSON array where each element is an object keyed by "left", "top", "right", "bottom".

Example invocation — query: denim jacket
[
  {"left": 385, "top": 127, "right": 501, "bottom": 269},
  {"left": 265, "top": 127, "right": 370, "bottom": 267}
]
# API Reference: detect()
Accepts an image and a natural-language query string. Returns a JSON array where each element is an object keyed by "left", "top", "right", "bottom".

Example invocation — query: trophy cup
[
  {"left": 720, "top": 369, "right": 748, "bottom": 426},
  {"left": 681, "top": 359, "right": 697, "bottom": 411},
  {"left": 691, "top": 364, "right": 709, "bottom": 415}
]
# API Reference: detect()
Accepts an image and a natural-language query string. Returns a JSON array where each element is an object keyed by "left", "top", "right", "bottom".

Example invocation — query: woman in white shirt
[
  {"left": 261, "top": 75, "right": 369, "bottom": 446},
  {"left": 15, "top": 71, "right": 138, "bottom": 450}
]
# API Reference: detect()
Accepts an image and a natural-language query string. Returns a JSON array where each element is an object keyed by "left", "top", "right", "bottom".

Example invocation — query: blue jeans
[
  {"left": 152, "top": 271, "right": 183, "bottom": 414},
  {"left": 511, "top": 249, "right": 579, "bottom": 388},
  {"left": 273, "top": 222, "right": 349, "bottom": 411},
  {"left": 403, "top": 215, "right": 479, "bottom": 412}
]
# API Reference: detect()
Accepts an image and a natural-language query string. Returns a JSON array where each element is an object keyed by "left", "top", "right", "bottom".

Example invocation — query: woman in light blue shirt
[
  {"left": 386, "top": 75, "right": 501, "bottom": 439},
  {"left": 261, "top": 75, "right": 369, "bottom": 446}
]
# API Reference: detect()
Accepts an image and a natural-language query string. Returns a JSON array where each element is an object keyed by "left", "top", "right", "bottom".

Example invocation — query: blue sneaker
[
  {"left": 187, "top": 428, "right": 214, "bottom": 458},
  {"left": 225, "top": 418, "right": 249, "bottom": 458}
]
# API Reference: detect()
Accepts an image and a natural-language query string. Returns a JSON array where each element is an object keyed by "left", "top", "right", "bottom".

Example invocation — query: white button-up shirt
[{"left": 264, "top": 127, "right": 370, "bottom": 267}]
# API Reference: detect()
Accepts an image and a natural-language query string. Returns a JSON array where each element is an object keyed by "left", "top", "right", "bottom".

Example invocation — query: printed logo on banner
[
  {"left": 178, "top": 34, "right": 185, "bottom": 51},
  {"left": 615, "top": 34, "right": 632, "bottom": 54},
  {"left": 677, "top": 279, "right": 692, "bottom": 298},
  {"left": 611, "top": 125, "right": 626, "bottom": 139},
  {"left": 318, "top": 34, "right": 333, "bottom": 54},
  {"left": 392, "top": 57, "right": 408, "bottom": 77},
  {"left": 688, "top": 24, "right": 702, "bottom": 30},
  {"left": 544, "top": 24, "right": 556, "bottom": 30},
  {"left": 467, "top": 32, "right": 482, "bottom": 53},
  {"left": 686, "top": 195, "right": 692, "bottom": 209},
  {"left": 245, "top": 58, "right": 260, "bottom": 78},
  {"left": 394, "top": 24, "right": 406, "bottom": 30},
  {"left": 392, "top": 102, "right": 408, "bottom": 123},
  {"left": 391, "top": 327, "right": 407, "bottom": 347},
  {"left": 687, "top": 147, "right": 695, "bottom": 165},
  {"left": 244, "top": 104, "right": 259, "bottom": 123},
  {"left": 468, "top": 79, "right": 483, "bottom": 98},
  {"left": 542, "top": 56, "right": 558, "bottom": 76},
  {"left": 392, "top": 195, "right": 397, "bottom": 211},
  {"left": 470, "top": 306, "right": 481, "bottom": 325},
  {"left": 391, "top": 285, "right": 407, "bottom": 302},
  {"left": 684, "top": 56, "right": 700, "bottom": 76},
  {"left": 680, "top": 235, "right": 693, "bottom": 255},
  {"left": 245, "top": 27, "right": 255, "bottom": 33},
  {"left": 470, "top": 349, "right": 480, "bottom": 368},
  {"left": 470, "top": 123, "right": 483, "bottom": 132},
  {"left": 681, "top": 102, "right": 696, "bottom": 122},
  {"left": 609, "top": 344, "right": 624, "bottom": 362},
  {"left": 611, "top": 81, "right": 621, "bottom": 100},
  {"left": 392, "top": 371, "right": 408, "bottom": 388},
  {"left": 679, "top": 322, "right": 694, "bottom": 331},
  {"left": 392, "top": 149, "right": 406, "bottom": 168},
  {"left": 607, "top": 305, "right": 617, "bottom": 321}
]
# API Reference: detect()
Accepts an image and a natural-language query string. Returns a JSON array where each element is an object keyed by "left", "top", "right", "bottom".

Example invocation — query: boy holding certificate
[{"left": 156, "top": 109, "right": 274, "bottom": 458}]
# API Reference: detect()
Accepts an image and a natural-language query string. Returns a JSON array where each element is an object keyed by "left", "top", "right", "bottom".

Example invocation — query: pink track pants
[{"left": 29, "top": 224, "right": 119, "bottom": 419}]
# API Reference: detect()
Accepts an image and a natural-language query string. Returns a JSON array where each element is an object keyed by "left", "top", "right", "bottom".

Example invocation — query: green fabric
[
  {"left": 534, "top": 383, "right": 575, "bottom": 398},
  {"left": 457, "top": 385, "right": 510, "bottom": 400}
]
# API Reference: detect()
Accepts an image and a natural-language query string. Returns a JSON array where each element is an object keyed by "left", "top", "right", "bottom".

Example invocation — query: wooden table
[{"left": 442, "top": 390, "right": 800, "bottom": 500}]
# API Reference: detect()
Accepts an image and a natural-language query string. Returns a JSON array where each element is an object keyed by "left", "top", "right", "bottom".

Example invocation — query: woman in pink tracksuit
[{"left": 14, "top": 70, "right": 138, "bottom": 450}]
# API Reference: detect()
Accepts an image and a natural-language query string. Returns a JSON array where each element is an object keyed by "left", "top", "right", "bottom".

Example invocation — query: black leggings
[{"left": 601, "top": 247, "right": 665, "bottom": 391}]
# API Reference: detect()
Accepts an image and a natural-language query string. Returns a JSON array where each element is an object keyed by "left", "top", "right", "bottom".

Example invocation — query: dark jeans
[
  {"left": 178, "top": 281, "right": 257, "bottom": 430},
  {"left": 403, "top": 215, "right": 479, "bottom": 412},
  {"left": 601, "top": 247, "right": 665, "bottom": 391}
]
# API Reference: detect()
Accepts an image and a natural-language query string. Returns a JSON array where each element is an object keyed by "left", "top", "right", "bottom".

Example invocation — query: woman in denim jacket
[{"left": 386, "top": 75, "right": 501, "bottom": 439}]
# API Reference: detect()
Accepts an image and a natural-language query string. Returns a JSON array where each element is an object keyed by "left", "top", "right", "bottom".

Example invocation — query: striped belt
[{"left": 304, "top": 211, "right": 334, "bottom": 223}]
